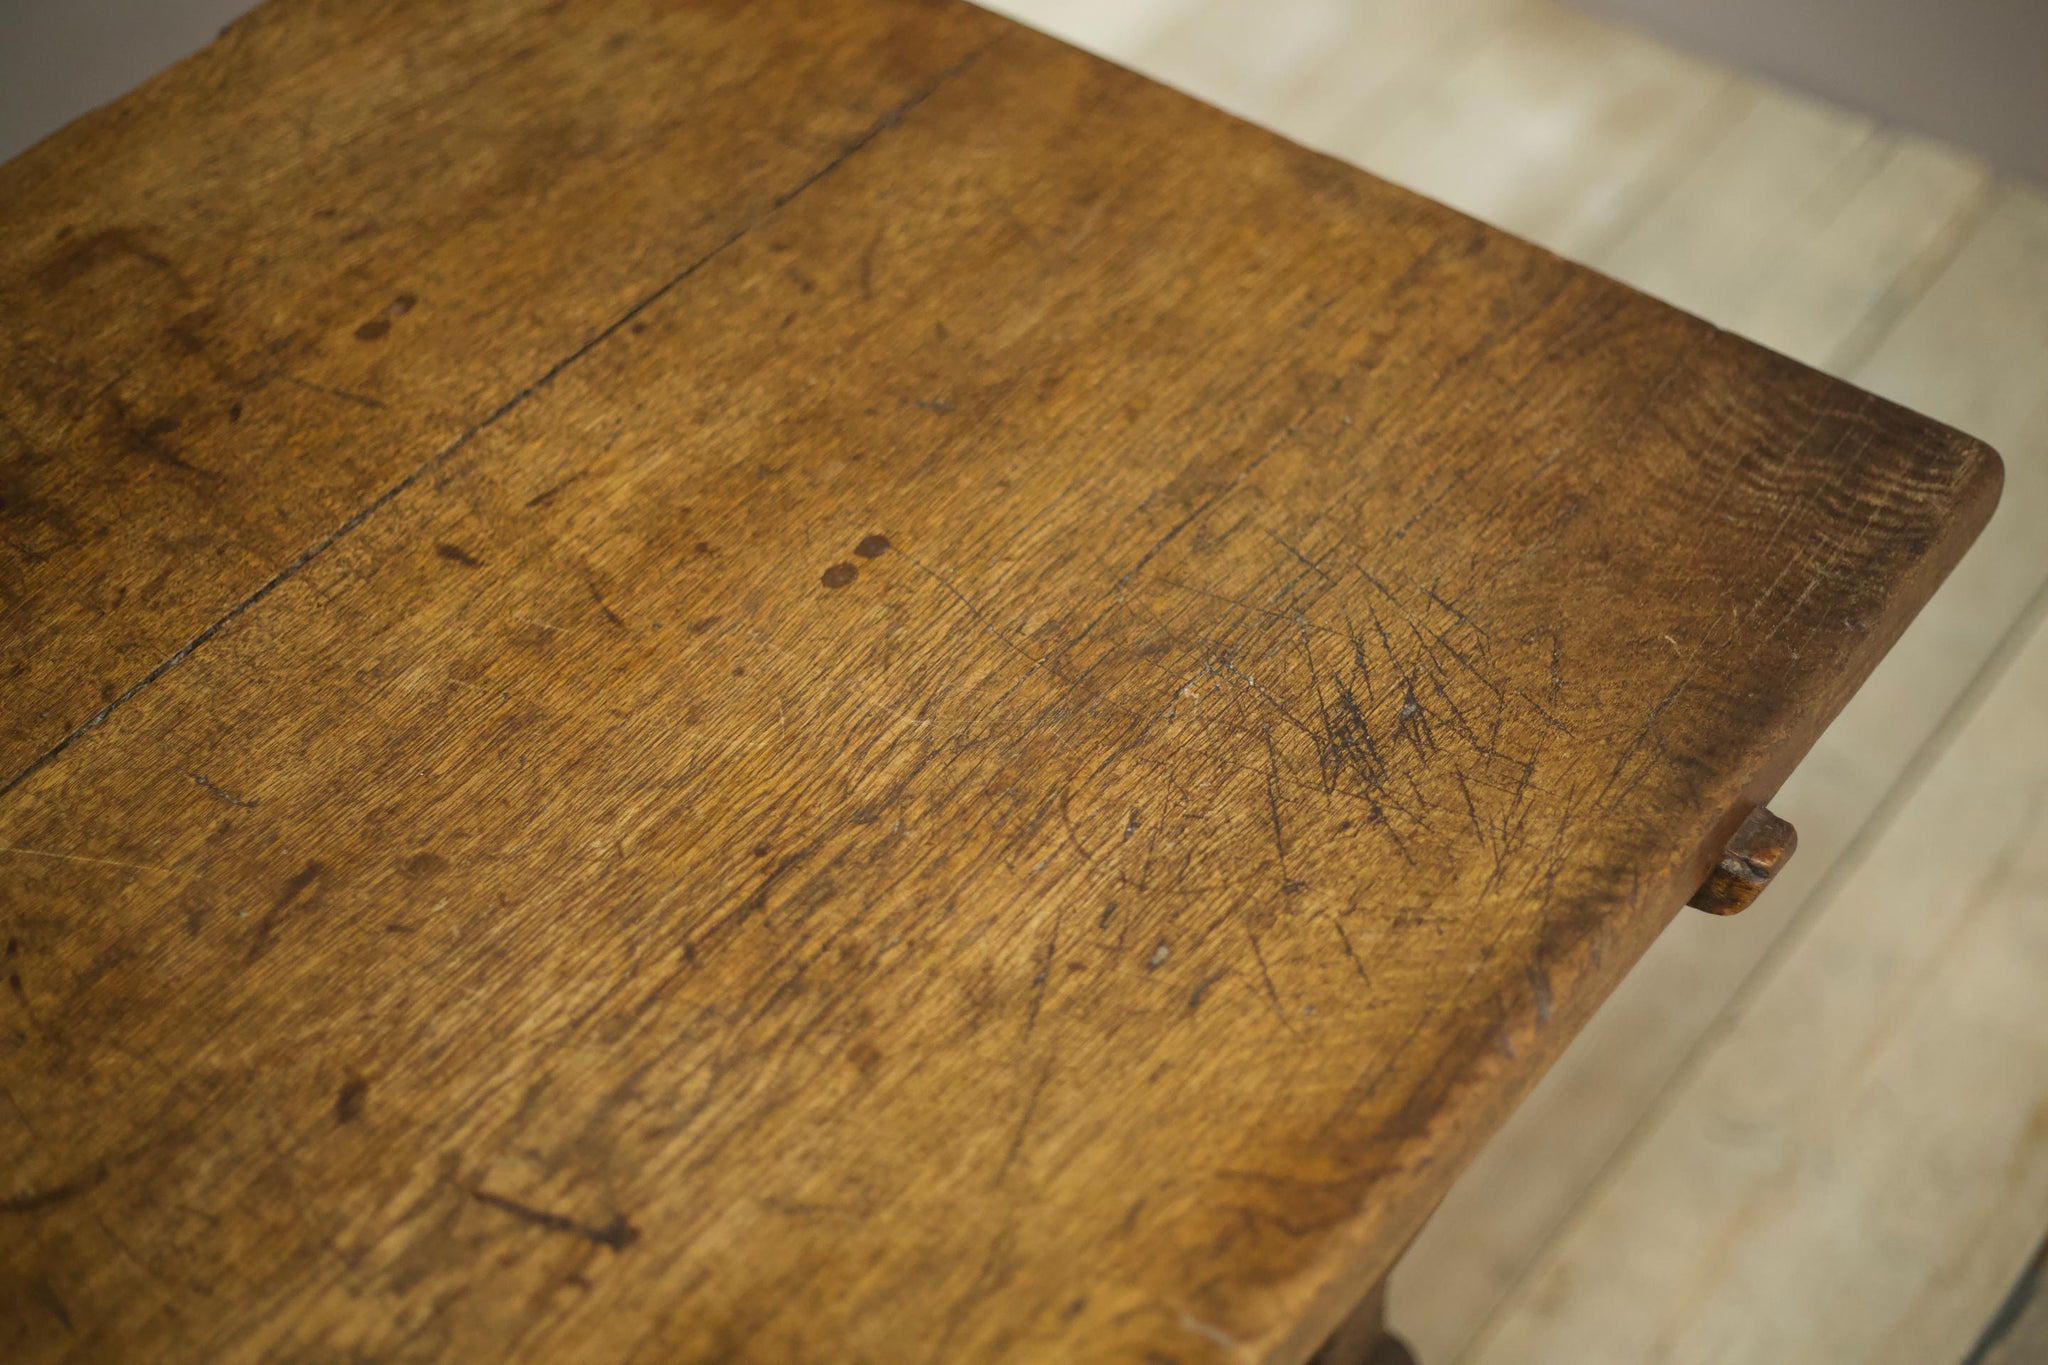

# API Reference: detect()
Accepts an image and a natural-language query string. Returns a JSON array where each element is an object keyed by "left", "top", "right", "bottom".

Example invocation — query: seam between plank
[{"left": 0, "top": 40, "right": 995, "bottom": 802}]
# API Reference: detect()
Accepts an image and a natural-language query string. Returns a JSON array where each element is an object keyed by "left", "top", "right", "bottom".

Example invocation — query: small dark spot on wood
[
  {"left": 227, "top": 401, "right": 243, "bottom": 423},
  {"left": 751, "top": 842, "right": 771, "bottom": 858},
  {"left": 335, "top": 1075, "right": 369, "bottom": 1124},
  {"left": 354, "top": 317, "right": 391, "bottom": 342},
  {"left": 1122, "top": 810, "right": 1141, "bottom": 842},
  {"left": 821, "top": 562, "right": 858, "bottom": 589},
  {"left": 145, "top": 416, "right": 180, "bottom": 437},
  {"left": 1282, "top": 880, "right": 1308, "bottom": 895},
  {"left": 400, "top": 851, "right": 447, "bottom": 878},
  {"left": 846, "top": 1040, "right": 882, "bottom": 1073},
  {"left": 694, "top": 540, "right": 715, "bottom": 556},
  {"left": 244, "top": 861, "right": 325, "bottom": 965},
  {"left": 1063, "top": 1296, "right": 1088, "bottom": 1321},
  {"left": 436, "top": 542, "right": 483, "bottom": 568},
  {"left": 1098, "top": 902, "right": 1117, "bottom": 929},
  {"left": 732, "top": 665, "right": 746, "bottom": 677},
  {"left": 854, "top": 533, "right": 891, "bottom": 559},
  {"left": 687, "top": 616, "right": 721, "bottom": 634},
  {"left": 630, "top": 320, "right": 647, "bottom": 334}
]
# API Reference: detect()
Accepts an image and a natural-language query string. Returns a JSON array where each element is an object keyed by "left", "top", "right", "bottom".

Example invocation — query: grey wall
[
  {"left": 0, "top": 0, "right": 259, "bottom": 162},
  {"left": 1573, "top": 0, "right": 2048, "bottom": 186}
]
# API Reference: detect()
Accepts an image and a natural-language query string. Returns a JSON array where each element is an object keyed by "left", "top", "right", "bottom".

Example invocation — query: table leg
[{"left": 1307, "top": 1278, "right": 1417, "bottom": 1365}]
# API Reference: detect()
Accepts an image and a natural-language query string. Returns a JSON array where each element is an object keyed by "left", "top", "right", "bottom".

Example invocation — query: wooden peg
[{"left": 1689, "top": 806, "right": 1797, "bottom": 915}]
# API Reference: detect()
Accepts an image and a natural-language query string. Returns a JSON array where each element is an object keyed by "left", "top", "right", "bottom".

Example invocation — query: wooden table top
[{"left": 0, "top": 1, "right": 2000, "bottom": 1360}]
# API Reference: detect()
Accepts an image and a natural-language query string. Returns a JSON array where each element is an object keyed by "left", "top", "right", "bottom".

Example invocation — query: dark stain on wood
[{"left": 334, "top": 1075, "right": 369, "bottom": 1124}]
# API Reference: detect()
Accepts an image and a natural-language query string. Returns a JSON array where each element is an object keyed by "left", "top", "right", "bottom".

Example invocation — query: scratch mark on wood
[
  {"left": 0, "top": 845, "right": 168, "bottom": 873},
  {"left": 190, "top": 772, "right": 259, "bottom": 807},
  {"left": 28, "top": 1277, "right": 73, "bottom": 1332},
  {"left": 280, "top": 373, "right": 386, "bottom": 409},
  {"left": 1246, "top": 929, "right": 1301, "bottom": 1038},
  {"left": 2, "top": 1163, "right": 108, "bottom": 1214},
  {"left": 471, "top": 1187, "right": 639, "bottom": 1250},
  {"left": 994, "top": 1059, "right": 1054, "bottom": 1184}
]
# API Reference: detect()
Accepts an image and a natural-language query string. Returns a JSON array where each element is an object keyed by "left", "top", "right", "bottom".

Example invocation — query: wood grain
[
  {"left": 0, "top": 1, "right": 2001, "bottom": 1360},
  {"left": 0, "top": 0, "right": 995, "bottom": 783}
]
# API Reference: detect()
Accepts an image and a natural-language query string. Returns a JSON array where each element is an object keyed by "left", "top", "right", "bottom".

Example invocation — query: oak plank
[
  {"left": 0, "top": 2, "right": 2001, "bottom": 1360},
  {"left": 0, "top": 0, "right": 999, "bottom": 782},
  {"left": 1006, "top": 5, "right": 2039, "bottom": 1359},
  {"left": 1003, "top": 4, "right": 2036, "bottom": 1360}
]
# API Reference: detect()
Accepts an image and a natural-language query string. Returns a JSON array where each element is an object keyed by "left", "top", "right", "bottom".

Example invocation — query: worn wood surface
[
  {"left": 0, "top": 1, "right": 2002, "bottom": 1361},
  {"left": 1013, "top": 5, "right": 2041, "bottom": 1358}
]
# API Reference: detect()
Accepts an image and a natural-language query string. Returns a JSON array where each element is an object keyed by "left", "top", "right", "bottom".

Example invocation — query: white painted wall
[{"left": 1573, "top": 0, "right": 2048, "bottom": 187}]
